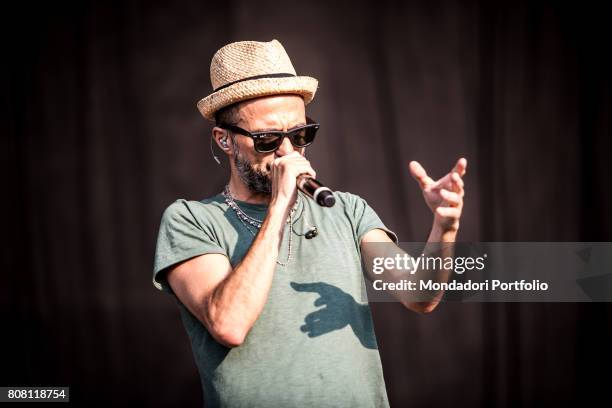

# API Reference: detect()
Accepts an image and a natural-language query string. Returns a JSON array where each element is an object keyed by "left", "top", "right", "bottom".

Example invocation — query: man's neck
[{"left": 227, "top": 175, "right": 271, "bottom": 205}]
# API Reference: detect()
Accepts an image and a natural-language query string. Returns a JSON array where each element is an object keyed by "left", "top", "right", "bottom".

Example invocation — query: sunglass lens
[
  {"left": 255, "top": 134, "right": 283, "bottom": 153},
  {"left": 290, "top": 126, "right": 317, "bottom": 147}
]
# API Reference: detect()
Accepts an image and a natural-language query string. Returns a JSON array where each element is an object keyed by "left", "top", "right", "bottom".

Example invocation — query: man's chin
[
  {"left": 234, "top": 154, "right": 273, "bottom": 195},
  {"left": 245, "top": 174, "right": 272, "bottom": 195}
]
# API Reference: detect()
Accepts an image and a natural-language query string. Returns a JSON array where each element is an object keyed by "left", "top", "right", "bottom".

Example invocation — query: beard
[{"left": 233, "top": 147, "right": 272, "bottom": 195}]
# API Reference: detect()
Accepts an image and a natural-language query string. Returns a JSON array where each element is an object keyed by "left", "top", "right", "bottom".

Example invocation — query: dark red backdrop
[{"left": 3, "top": 0, "right": 611, "bottom": 406}]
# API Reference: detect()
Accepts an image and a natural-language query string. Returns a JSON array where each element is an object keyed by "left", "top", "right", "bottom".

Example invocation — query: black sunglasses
[{"left": 219, "top": 117, "right": 320, "bottom": 153}]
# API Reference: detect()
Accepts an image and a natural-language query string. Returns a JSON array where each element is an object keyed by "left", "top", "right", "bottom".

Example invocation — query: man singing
[{"left": 153, "top": 39, "right": 467, "bottom": 407}]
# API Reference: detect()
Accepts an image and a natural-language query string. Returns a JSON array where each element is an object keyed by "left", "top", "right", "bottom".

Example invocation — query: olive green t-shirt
[{"left": 153, "top": 190, "right": 398, "bottom": 408}]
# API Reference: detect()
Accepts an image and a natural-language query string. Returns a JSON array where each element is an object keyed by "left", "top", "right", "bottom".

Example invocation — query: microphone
[{"left": 297, "top": 175, "right": 336, "bottom": 207}]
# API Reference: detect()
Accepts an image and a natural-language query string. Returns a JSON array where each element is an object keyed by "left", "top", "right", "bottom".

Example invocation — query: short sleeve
[
  {"left": 152, "top": 199, "right": 227, "bottom": 294},
  {"left": 344, "top": 193, "right": 399, "bottom": 245}
]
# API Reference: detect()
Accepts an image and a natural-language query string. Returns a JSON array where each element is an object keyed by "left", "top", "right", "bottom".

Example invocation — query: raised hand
[
  {"left": 409, "top": 158, "right": 467, "bottom": 233},
  {"left": 269, "top": 151, "right": 316, "bottom": 209}
]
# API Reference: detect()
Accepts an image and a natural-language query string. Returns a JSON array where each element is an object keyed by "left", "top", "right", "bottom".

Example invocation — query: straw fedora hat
[{"left": 196, "top": 39, "right": 319, "bottom": 121}]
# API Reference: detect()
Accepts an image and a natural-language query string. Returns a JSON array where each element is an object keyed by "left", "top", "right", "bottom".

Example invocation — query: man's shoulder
[
  {"left": 160, "top": 194, "right": 226, "bottom": 225},
  {"left": 330, "top": 191, "right": 373, "bottom": 212},
  {"left": 331, "top": 191, "right": 364, "bottom": 206}
]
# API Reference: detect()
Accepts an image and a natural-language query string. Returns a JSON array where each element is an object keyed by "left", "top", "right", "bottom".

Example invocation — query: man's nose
[{"left": 274, "top": 136, "right": 295, "bottom": 157}]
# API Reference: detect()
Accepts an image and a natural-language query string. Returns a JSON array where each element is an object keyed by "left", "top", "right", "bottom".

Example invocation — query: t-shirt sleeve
[
  {"left": 345, "top": 193, "right": 399, "bottom": 244},
  {"left": 152, "top": 199, "right": 226, "bottom": 294}
]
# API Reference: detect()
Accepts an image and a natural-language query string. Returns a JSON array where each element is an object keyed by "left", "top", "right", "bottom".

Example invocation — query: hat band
[{"left": 213, "top": 73, "right": 296, "bottom": 92}]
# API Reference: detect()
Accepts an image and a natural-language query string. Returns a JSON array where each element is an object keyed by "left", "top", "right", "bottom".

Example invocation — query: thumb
[{"left": 409, "top": 161, "right": 434, "bottom": 189}]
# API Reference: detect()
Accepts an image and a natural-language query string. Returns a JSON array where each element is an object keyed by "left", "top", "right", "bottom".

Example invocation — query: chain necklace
[{"left": 222, "top": 185, "right": 298, "bottom": 266}]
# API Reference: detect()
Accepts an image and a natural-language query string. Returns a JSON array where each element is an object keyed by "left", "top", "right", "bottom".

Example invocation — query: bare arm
[
  {"left": 167, "top": 203, "right": 288, "bottom": 348},
  {"left": 361, "top": 227, "right": 456, "bottom": 315},
  {"left": 360, "top": 157, "right": 467, "bottom": 314},
  {"left": 166, "top": 152, "right": 315, "bottom": 348}
]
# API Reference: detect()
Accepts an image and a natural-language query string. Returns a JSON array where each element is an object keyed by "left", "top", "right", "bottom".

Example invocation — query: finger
[
  {"left": 451, "top": 157, "right": 468, "bottom": 177},
  {"left": 293, "top": 164, "right": 316, "bottom": 179},
  {"left": 283, "top": 151, "right": 303, "bottom": 159},
  {"left": 273, "top": 153, "right": 309, "bottom": 166},
  {"left": 272, "top": 150, "right": 305, "bottom": 162},
  {"left": 272, "top": 157, "right": 312, "bottom": 173},
  {"left": 409, "top": 161, "right": 434, "bottom": 189},
  {"left": 440, "top": 189, "right": 462, "bottom": 207},
  {"left": 271, "top": 154, "right": 316, "bottom": 176},
  {"left": 452, "top": 172, "right": 464, "bottom": 188},
  {"left": 283, "top": 159, "right": 313, "bottom": 171},
  {"left": 451, "top": 172, "right": 465, "bottom": 196},
  {"left": 435, "top": 206, "right": 461, "bottom": 218}
]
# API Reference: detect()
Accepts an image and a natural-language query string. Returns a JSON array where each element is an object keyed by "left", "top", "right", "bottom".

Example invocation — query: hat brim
[{"left": 197, "top": 76, "right": 318, "bottom": 121}]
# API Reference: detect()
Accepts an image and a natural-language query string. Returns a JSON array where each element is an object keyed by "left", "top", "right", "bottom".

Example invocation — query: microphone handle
[{"left": 297, "top": 175, "right": 336, "bottom": 207}]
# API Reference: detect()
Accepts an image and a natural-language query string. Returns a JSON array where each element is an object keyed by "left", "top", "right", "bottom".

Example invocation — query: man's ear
[{"left": 212, "top": 127, "right": 232, "bottom": 154}]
